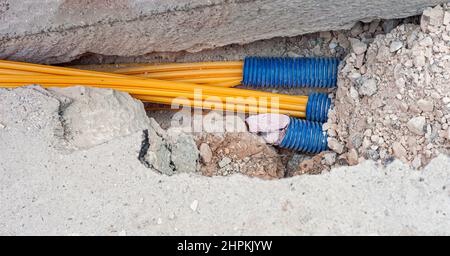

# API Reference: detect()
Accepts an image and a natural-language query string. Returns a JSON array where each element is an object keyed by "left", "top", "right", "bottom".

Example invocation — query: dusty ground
[{"left": 1, "top": 86, "right": 449, "bottom": 235}]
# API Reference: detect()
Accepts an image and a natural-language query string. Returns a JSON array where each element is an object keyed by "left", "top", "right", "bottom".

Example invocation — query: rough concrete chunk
[
  {"left": 421, "top": 5, "right": 445, "bottom": 32},
  {"left": 50, "top": 86, "right": 150, "bottom": 150},
  {"left": 166, "top": 127, "right": 199, "bottom": 173},
  {"left": 0, "top": 0, "right": 447, "bottom": 63}
]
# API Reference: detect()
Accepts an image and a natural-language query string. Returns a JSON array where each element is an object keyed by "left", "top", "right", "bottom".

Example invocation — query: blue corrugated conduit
[
  {"left": 305, "top": 93, "right": 331, "bottom": 123},
  {"left": 279, "top": 118, "right": 328, "bottom": 154},
  {"left": 242, "top": 57, "right": 340, "bottom": 88}
]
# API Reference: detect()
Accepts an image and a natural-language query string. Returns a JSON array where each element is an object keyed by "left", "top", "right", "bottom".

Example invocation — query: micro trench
[{"left": 16, "top": 11, "right": 446, "bottom": 180}]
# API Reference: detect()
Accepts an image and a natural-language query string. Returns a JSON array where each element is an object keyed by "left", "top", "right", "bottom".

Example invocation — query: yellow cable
[
  {"left": 206, "top": 79, "right": 241, "bottom": 87},
  {"left": 113, "top": 61, "right": 243, "bottom": 74},
  {"left": 0, "top": 75, "right": 308, "bottom": 104},
  {"left": 136, "top": 69, "right": 242, "bottom": 79},
  {"left": 0, "top": 68, "right": 48, "bottom": 75},
  {"left": 0, "top": 60, "right": 137, "bottom": 79},
  {"left": 167, "top": 77, "right": 241, "bottom": 84},
  {"left": 0, "top": 82, "right": 305, "bottom": 112},
  {"left": 135, "top": 95, "right": 305, "bottom": 118},
  {"left": 0, "top": 65, "right": 240, "bottom": 87}
]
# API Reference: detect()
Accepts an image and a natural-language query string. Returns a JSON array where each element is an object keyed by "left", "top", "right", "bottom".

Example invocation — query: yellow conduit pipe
[
  {"left": 0, "top": 60, "right": 141, "bottom": 79},
  {"left": 1, "top": 63, "right": 240, "bottom": 87},
  {"left": 206, "top": 79, "right": 242, "bottom": 87},
  {"left": 136, "top": 69, "right": 242, "bottom": 79},
  {"left": 0, "top": 82, "right": 305, "bottom": 112},
  {"left": 0, "top": 75, "right": 308, "bottom": 104},
  {"left": 165, "top": 77, "right": 241, "bottom": 84},
  {"left": 113, "top": 61, "right": 243, "bottom": 74},
  {"left": 135, "top": 95, "right": 306, "bottom": 118}
]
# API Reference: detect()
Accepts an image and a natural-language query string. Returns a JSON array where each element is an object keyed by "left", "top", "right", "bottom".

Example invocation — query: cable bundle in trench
[{"left": 0, "top": 59, "right": 313, "bottom": 118}]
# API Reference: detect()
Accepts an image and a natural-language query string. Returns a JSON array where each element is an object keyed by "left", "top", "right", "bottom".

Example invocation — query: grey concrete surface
[
  {"left": 0, "top": 0, "right": 448, "bottom": 63},
  {"left": 1, "top": 86, "right": 449, "bottom": 235}
]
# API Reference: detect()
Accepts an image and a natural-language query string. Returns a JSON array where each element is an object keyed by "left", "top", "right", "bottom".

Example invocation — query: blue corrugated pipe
[
  {"left": 305, "top": 93, "right": 331, "bottom": 123},
  {"left": 279, "top": 117, "right": 328, "bottom": 154},
  {"left": 242, "top": 57, "right": 340, "bottom": 88}
]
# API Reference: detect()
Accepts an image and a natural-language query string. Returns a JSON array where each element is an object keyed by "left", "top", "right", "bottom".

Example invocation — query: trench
[
  {"left": 10, "top": 11, "right": 448, "bottom": 179},
  {"left": 57, "top": 15, "right": 431, "bottom": 179}
]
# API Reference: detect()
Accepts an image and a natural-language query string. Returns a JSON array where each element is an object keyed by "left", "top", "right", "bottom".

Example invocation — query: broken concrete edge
[
  {"left": 1, "top": 0, "right": 448, "bottom": 63},
  {"left": 0, "top": 85, "right": 199, "bottom": 176}
]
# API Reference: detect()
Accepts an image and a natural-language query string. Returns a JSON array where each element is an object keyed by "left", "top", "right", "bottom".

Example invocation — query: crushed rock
[
  {"left": 196, "top": 132, "right": 285, "bottom": 179},
  {"left": 325, "top": 4, "right": 450, "bottom": 169}
]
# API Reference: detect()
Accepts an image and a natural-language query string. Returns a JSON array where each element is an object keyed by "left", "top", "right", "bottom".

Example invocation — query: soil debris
[{"left": 325, "top": 4, "right": 450, "bottom": 169}]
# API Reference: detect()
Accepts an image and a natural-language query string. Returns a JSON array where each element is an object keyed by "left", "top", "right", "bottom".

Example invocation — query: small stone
[
  {"left": 323, "top": 152, "right": 337, "bottom": 165},
  {"left": 392, "top": 142, "right": 407, "bottom": 160},
  {"left": 347, "top": 149, "right": 359, "bottom": 165},
  {"left": 218, "top": 157, "right": 232, "bottom": 168},
  {"left": 390, "top": 41, "right": 403, "bottom": 52},
  {"left": 350, "top": 133, "right": 363, "bottom": 148},
  {"left": 0, "top": 123, "right": 5, "bottom": 129},
  {"left": 329, "top": 42, "right": 338, "bottom": 49},
  {"left": 412, "top": 155, "right": 422, "bottom": 169},
  {"left": 362, "top": 137, "right": 371, "bottom": 149},
  {"left": 382, "top": 20, "right": 398, "bottom": 33},
  {"left": 414, "top": 54, "right": 426, "bottom": 68},
  {"left": 417, "top": 99, "right": 434, "bottom": 112},
  {"left": 337, "top": 33, "right": 350, "bottom": 48},
  {"left": 371, "top": 134, "right": 380, "bottom": 143},
  {"left": 350, "top": 72, "right": 361, "bottom": 80},
  {"left": 421, "top": 6, "right": 444, "bottom": 33},
  {"left": 320, "top": 31, "right": 333, "bottom": 42},
  {"left": 366, "top": 149, "right": 380, "bottom": 160},
  {"left": 444, "top": 11, "right": 450, "bottom": 24},
  {"left": 368, "top": 19, "right": 380, "bottom": 33},
  {"left": 350, "top": 22, "right": 364, "bottom": 37},
  {"left": 349, "top": 38, "right": 367, "bottom": 55},
  {"left": 190, "top": 200, "right": 199, "bottom": 212},
  {"left": 419, "top": 37, "right": 433, "bottom": 47},
  {"left": 157, "top": 218, "right": 163, "bottom": 225},
  {"left": 327, "top": 138, "right": 344, "bottom": 154},
  {"left": 199, "top": 143, "right": 213, "bottom": 163},
  {"left": 350, "top": 86, "right": 359, "bottom": 99},
  {"left": 407, "top": 116, "right": 426, "bottom": 135},
  {"left": 359, "top": 78, "right": 378, "bottom": 96}
]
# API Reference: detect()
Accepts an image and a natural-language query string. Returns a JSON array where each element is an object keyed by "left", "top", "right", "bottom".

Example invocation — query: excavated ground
[
  {"left": 1, "top": 5, "right": 449, "bottom": 235},
  {"left": 67, "top": 13, "right": 429, "bottom": 178}
]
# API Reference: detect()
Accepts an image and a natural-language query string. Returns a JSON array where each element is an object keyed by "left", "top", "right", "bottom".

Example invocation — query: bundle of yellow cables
[
  {"left": 0, "top": 60, "right": 308, "bottom": 118},
  {"left": 72, "top": 61, "right": 244, "bottom": 87}
]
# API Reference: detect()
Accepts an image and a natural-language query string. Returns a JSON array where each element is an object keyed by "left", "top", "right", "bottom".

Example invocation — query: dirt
[
  {"left": 196, "top": 132, "right": 285, "bottom": 179},
  {"left": 325, "top": 4, "right": 450, "bottom": 169}
]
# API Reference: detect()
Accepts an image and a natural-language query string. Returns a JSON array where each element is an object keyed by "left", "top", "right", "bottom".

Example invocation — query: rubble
[
  {"left": 196, "top": 131, "right": 285, "bottom": 179},
  {"left": 325, "top": 4, "right": 450, "bottom": 169}
]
